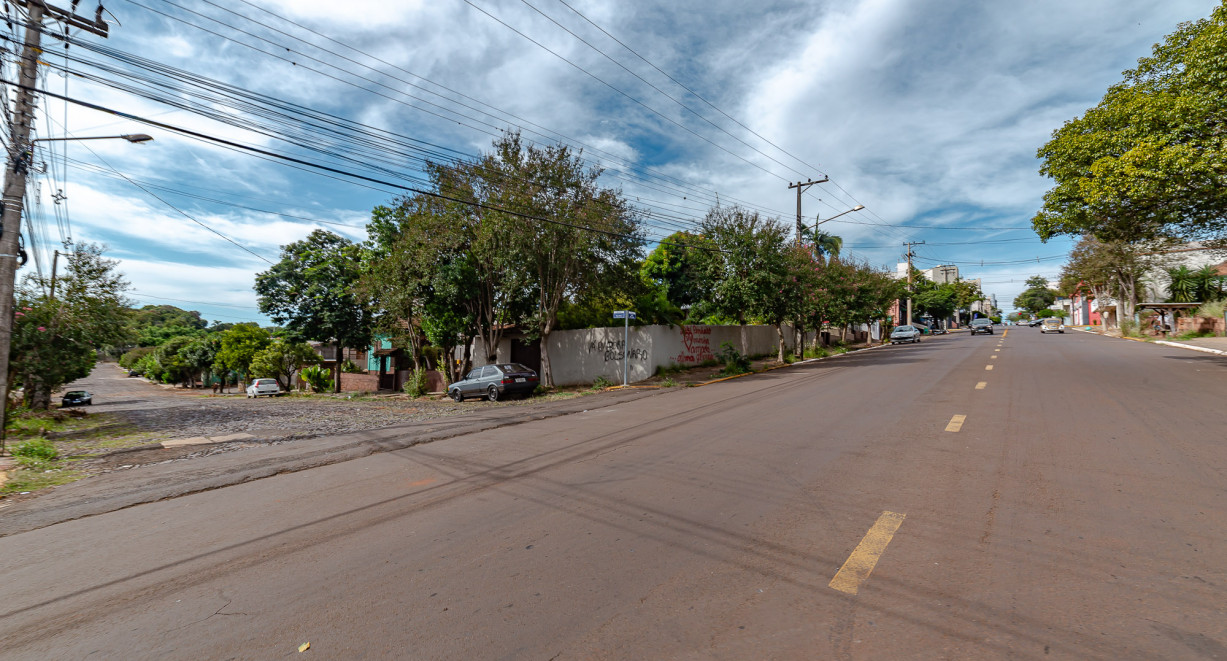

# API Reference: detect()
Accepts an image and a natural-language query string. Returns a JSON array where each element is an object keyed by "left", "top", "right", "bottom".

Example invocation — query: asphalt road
[{"left": 1, "top": 329, "right": 1224, "bottom": 659}]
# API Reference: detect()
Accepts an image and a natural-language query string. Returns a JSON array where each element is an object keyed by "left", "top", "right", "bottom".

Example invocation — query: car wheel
[
  {"left": 487, "top": 385, "right": 500, "bottom": 402},
  {"left": 450, "top": 389, "right": 463, "bottom": 402}
]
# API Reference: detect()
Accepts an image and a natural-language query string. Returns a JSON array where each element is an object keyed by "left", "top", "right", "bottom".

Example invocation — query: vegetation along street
[{"left": 1, "top": 1, "right": 1225, "bottom": 659}]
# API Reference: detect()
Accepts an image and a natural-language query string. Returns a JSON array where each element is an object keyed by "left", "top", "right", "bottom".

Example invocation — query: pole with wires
[{"left": 0, "top": 1, "right": 107, "bottom": 451}]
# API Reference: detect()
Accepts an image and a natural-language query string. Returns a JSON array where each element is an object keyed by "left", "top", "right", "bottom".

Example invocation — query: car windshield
[
  {"left": 892, "top": 327, "right": 912, "bottom": 333},
  {"left": 497, "top": 364, "right": 533, "bottom": 373},
  {"left": 65, "top": 391, "right": 85, "bottom": 396}
]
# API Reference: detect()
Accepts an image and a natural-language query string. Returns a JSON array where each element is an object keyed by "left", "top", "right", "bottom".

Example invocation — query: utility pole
[
  {"left": 788, "top": 177, "right": 827, "bottom": 357},
  {"left": 903, "top": 241, "right": 925, "bottom": 326},
  {"left": 788, "top": 177, "right": 829, "bottom": 246},
  {"left": 0, "top": 2, "right": 108, "bottom": 450},
  {"left": 49, "top": 249, "right": 61, "bottom": 300}
]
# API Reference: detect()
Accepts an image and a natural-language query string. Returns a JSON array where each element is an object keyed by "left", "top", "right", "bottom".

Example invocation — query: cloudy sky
[{"left": 10, "top": 0, "right": 1221, "bottom": 322}]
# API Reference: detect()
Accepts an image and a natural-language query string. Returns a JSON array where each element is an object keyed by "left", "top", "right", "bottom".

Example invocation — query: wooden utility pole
[
  {"left": 0, "top": 2, "right": 108, "bottom": 450},
  {"left": 907, "top": 241, "right": 922, "bottom": 326}
]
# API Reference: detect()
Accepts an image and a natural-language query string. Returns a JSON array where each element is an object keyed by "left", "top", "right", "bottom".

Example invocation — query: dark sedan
[
  {"left": 61, "top": 390, "right": 93, "bottom": 407},
  {"left": 969, "top": 319, "right": 994, "bottom": 335},
  {"left": 448, "top": 363, "right": 539, "bottom": 402}
]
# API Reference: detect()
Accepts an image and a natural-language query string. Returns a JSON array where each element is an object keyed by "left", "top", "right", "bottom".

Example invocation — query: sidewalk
[{"left": 1070, "top": 326, "right": 1227, "bottom": 355}]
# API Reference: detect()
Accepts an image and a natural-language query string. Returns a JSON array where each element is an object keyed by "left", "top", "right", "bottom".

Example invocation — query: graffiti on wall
[
  {"left": 589, "top": 339, "right": 647, "bottom": 363},
  {"left": 676, "top": 325, "right": 715, "bottom": 364}
]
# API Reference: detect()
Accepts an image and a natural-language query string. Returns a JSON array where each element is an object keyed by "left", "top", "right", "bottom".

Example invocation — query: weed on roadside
[
  {"left": 661, "top": 377, "right": 678, "bottom": 387},
  {"left": 717, "top": 342, "right": 752, "bottom": 376},
  {"left": 592, "top": 375, "right": 614, "bottom": 390}
]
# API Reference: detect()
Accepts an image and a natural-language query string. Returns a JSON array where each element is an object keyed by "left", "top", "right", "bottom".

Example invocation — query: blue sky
[{"left": 11, "top": 0, "right": 1222, "bottom": 322}]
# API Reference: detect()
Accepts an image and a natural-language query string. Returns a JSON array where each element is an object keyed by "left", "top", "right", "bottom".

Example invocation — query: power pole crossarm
[{"left": 788, "top": 177, "right": 829, "bottom": 246}]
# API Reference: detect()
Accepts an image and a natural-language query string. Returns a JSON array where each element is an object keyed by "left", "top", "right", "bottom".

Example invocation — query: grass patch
[
  {"left": 1, "top": 465, "right": 83, "bottom": 494},
  {"left": 5, "top": 407, "right": 97, "bottom": 437}
]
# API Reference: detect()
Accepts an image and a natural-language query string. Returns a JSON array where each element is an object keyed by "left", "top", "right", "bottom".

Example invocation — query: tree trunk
[
  {"left": 739, "top": 322, "right": 748, "bottom": 356},
  {"left": 334, "top": 342, "right": 343, "bottom": 393},
  {"left": 776, "top": 323, "right": 786, "bottom": 362},
  {"left": 540, "top": 329, "right": 554, "bottom": 388}
]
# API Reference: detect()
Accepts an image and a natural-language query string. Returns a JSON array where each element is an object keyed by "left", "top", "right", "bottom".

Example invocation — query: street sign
[{"left": 613, "top": 310, "right": 636, "bottom": 319}]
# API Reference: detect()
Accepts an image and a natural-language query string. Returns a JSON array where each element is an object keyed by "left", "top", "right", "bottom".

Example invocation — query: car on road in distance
[
  {"left": 1040, "top": 318, "right": 1065, "bottom": 334},
  {"left": 61, "top": 390, "right": 92, "bottom": 406},
  {"left": 969, "top": 318, "right": 994, "bottom": 335},
  {"left": 889, "top": 325, "right": 922, "bottom": 344},
  {"left": 449, "top": 363, "right": 539, "bottom": 402},
  {"left": 246, "top": 378, "right": 282, "bottom": 398},
  {"left": 1028, "top": 318, "right": 1044, "bottom": 327}
]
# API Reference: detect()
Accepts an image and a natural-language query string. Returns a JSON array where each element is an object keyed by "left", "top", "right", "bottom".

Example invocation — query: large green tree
[
  {"left": 10, "top": 245, "right": 132, "bottom": 409},
  {"left": 1013, "top": 276, "right": 1059, "bottom": 315},
  {"left": 1033, "top": 3, "right": 1227, "bottom": 247},
  {"left": 697, "top": 205, "right": 792, "bottom": 354},
  {"left": 250, "top": 338, "right": 321, "bottom": 391},
  {"left": 256, "top": 230, "right": 373, "bottom": 392},
  {"left": 214, "top": 323, "right": 271, "bottom": 386}
]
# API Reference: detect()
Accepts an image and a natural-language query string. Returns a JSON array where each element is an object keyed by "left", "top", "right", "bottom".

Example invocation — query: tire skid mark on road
[{"left": 829, "top": 511, "right": 906, "bottom": 595}]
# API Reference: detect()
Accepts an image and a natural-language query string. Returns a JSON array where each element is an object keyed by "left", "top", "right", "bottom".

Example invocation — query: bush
[
  {"left": 14, "top": 437, "right": 58, "bottom": 461},
  {"left": 661, "top": 377, "right": 677, "bottom": 388},
  {"left": 300, "top": 364, "right": 332, "bottom": 392},
  {"left": 1195, "top": 299, "right": 1226, "bottom": 320},
  {"left": 717, "top": 342, "right": 751, "bottom": 376},
  {"left": 402, "top": 367, "right": 430, "bottom": 397},
  {"left": 1120, "top": 319, "right": 1141, "bottom": 337},
  {"left": 119, "top": 346, "right": 155, "bottom": 370},
  {"left": 340, "top": 359, "right": 365, "bottom": 374},
  {"left": 592, "top": 375, "right": 614, "bottom": 390}
]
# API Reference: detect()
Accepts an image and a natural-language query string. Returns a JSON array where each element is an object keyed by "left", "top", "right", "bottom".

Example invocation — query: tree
[
  {"left": 179, "top": 335, "right": 221, "bottom": 388},
  {"left": 698, "top": 205, "right": 792, "bottom": 354},
  {"left": 250, "top": 338, "right": 321, "bottom": 391},
  {"left": 1013, "top": 276, "right": 1058, "bottom": 315},
  {"left": 214, "top": 323, "right": 271, "bottom": 386},
  {"left": 799, "top": 226, "right": 843, "bottom": 264},
  {"left": 488, "top": 133, "right": 644, "bottom": 387},
  {"left": 10, "top": 244, "right": 132, "bottom": 409},
  {"left": 256, "top": 230, "right": 373, "bottom": 392},
  {"left": 640, "top": 231, "right": 712, "bottom": 310},
  {"left": 1059, "top": 235, "right": 1156, "bottom": 322},
  {"left": 1033, "top": 4, "right": 1227, "bottom": 247}
]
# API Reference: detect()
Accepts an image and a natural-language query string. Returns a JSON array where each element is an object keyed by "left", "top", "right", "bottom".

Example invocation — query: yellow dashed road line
[
  {"left": 945, "top": 414, "right": 967, "bottom": 432},
  {"left": 976, "top": 381, "right": 987, "bottom": 390},
  {"left": 985, "top": 365, "right": 994, "bottom": 371},
  {"left": 829, "top": 511, "right": 907, "bottom": 595}
]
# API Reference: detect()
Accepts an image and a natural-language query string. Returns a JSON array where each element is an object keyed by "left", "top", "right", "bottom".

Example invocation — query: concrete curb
[{"left": 1153, "top": 340, "right": 1227, "bottom": 356}]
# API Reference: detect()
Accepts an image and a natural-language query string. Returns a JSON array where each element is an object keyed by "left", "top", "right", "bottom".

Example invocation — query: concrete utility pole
[
  {"left": 903, "top": 241, "right": 925, "bottom": 326},
  {"left": 788, "top": 177, "right": 828, "bottom": 358},
  {"left": 0, "top": 1, "right": 108, "bottom": 449}
]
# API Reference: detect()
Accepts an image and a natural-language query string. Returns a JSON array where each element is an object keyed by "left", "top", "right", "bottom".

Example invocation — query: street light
[
  {"left": 814, "top": 204, "right": 864, "bottom": 228},
  {"left": 0, "top": 132, "right": 154, "bottom": 452},
  {"left": 30, "top": 133, "right": 154, "bottom": 144}
]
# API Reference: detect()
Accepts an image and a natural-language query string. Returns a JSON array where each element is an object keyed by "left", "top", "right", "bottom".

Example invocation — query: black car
[
  {"left": 448, "top": 363, "right": 539, "bottom": 402},
  {"left": 61, "top": 390, "right": 93, "bottom": 406},
  {"left": 969, "top": 319, "right": 994, "bottom": 335}
]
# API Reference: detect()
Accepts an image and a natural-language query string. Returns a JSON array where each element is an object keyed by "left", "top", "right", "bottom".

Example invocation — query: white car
[{"left": 246, "top": 378, "right": 282, "bottom": 398}]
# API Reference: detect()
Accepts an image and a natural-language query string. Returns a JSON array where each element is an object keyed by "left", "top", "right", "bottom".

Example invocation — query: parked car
[
  {"left": 1040, "top": 318, "right": 1065, "bottom": 334},
  {"left": 969, "top": 318, "right": 994, "bottom": 335},
  {"left": 889, "top": 325, "right": 922, "bottom": 344},
  {"left": 449, "top": 363, "right": 539, "bottom": 402},
  {"left": 1028, "top": 318, "right": 1044, "bottom": 327},
  {"left": 61, "top": 390, "right": 92, "bottom": 407},
  {"left": 246, "top": 378, "right": 282, "bottom": 398}
]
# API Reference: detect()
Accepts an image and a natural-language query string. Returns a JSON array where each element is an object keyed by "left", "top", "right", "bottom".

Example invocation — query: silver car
[
  {"left": 889, "top": 325, "right": 921, "bottom": 344},
  {"left": 246, "top": 378, "right": 281, "bottom": 398},
  {"left": 449, "top": 363, "right": 539, "bottom": 402}
]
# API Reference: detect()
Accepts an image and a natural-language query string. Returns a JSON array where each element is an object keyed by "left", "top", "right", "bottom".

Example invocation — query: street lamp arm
[
  {"left": 30, "top": 133, "right": 154, "bottom": 144},
  {"left": 814, "top": 204, "right": 865, "bottom": 226}
]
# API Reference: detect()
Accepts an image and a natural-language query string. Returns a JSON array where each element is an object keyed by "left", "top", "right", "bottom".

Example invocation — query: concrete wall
[{"left": 471, "top": 323, "right": 823, "bottom": 387}]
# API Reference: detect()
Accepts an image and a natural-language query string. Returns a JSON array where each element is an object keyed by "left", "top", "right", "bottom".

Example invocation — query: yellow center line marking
[
  {"left": 945, "top": 414, "right": 967, "bottom": 432},
  {"left": 829, "top": 511, "right": 906, "bottom": 595},
  {"left": 994, "top": 348, "right": 1000, "bottom": 352},
  {"left": 975, "top": 381, "right": 987, "bottom": 390},
  {"left": 1003, "top": 330, "right": 1008, "bottom": 337},
  {"left": 991, "top": 355, "right": 997, "bottom": 359},
  {"left": 985, "top": 364, "right": 994, "bottom": 370}
]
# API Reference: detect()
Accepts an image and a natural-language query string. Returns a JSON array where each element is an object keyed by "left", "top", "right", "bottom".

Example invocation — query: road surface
[{"left": 1, "top": 329, "right": 1224, "bottom": 659}]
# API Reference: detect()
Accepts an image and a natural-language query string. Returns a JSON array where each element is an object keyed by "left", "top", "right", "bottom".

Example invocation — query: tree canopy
[{"left": 1033, "top": 4, "right": 1227, "bottom": 247}]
